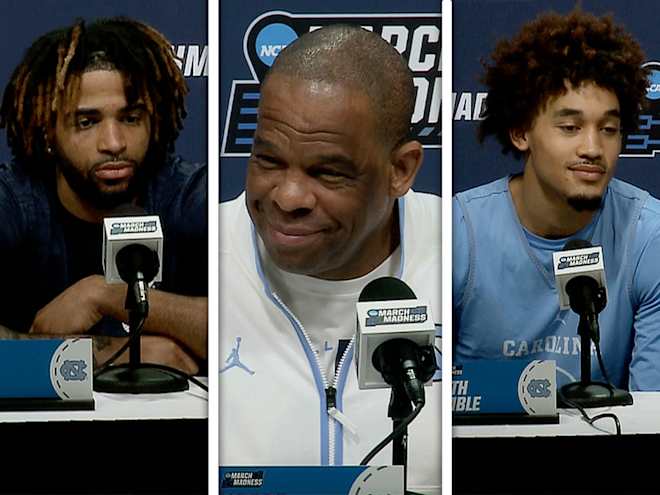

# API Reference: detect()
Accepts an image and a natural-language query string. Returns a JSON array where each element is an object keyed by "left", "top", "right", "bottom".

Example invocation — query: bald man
[{"left": 219, "top": 25, "right": 441, "bottom": 492}]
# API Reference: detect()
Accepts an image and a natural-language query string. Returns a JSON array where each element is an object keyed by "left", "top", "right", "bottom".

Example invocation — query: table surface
[
  {"left": 453, "top": 391, "right": 660, "bottom": 437},
  {"left": 0, "top": 378, "right": 208, "bottom": 423}
]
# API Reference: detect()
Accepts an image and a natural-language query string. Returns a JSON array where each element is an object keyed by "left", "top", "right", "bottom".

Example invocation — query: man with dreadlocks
[
  {"left": 453, "top": 9, "right": 660, "bottom": 390},
  {"left": 0, "top": 17, "right": 207, "bottom": 374}
]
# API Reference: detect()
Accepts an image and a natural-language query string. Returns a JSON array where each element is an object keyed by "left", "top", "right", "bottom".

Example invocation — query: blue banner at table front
[
  {"left": 219, "top": 466, "right": 403, "bottom": 494},
  {"left": 0, "top": 338, "right": 93, "bottom": 401},
  {"left": 452, "top": 359, "right": 557, "bottom": 421}
]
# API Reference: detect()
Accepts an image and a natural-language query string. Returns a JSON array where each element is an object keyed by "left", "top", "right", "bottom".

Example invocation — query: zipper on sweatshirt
[
  {"left": 270, "top": 293, "right": 334, "bottom": 463},
  {"left": 270, "top": 292, "right": 356, "bottom": 466},
  {"left": 326, "top": 339, "right": 357, "bottom": 464}
]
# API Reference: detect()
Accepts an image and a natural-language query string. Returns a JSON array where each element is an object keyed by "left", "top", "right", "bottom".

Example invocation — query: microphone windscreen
[
  {"left": 358, "top": 276, "right": 416, "bottom": 302},
  {"left": 116, "top": 244, "right": 160, "bottom": 283},
  {"left": 563, "top": 239, "right": 592, "bottom": 251}
]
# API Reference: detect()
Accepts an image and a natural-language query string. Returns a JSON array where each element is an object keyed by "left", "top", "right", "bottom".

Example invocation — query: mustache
[{"left": 568, "top": 160, "right": 605, "bottom": 170}]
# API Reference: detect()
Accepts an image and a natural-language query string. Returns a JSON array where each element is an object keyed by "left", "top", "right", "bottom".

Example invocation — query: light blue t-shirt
[{"left": 453, "top": 176, "right": 660, "bottom": 391}]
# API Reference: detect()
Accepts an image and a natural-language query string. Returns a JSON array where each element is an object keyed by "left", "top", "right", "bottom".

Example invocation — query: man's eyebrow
[
  {"left": 72, "top": 103, "right": 148, "bottom": 116},
  {"left": 552, "top": 108, "right": 621, "bottom": 118},
  {"left": 252, "top": 135, "right": 277, "bottom": 152},
  {"left": 72, "top": 108, "right": 101, "bottom": 117}
]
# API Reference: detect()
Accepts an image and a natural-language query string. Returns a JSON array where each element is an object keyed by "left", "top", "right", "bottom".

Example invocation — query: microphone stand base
[
  {"left": 559, "top": 381, "right": 632, "bottom": 409},
  {"left": 94, "top": 365, "right": 189, "bottom": 394}
]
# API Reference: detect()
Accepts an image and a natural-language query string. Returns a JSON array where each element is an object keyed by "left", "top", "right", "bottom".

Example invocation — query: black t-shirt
[
  {"left": 56, "top": 202, "right": 128, "bottom": 336},
  {"left": 57, "top": 201, "right": 104, "bottom": 283}
]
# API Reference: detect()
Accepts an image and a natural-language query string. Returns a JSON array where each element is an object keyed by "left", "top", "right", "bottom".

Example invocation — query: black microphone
[
  {"left": 116, "top": 243, "right": 160, "bottom": 317},
  {"left": 357, "top": 277, "right": 436, "bottom": 406}
]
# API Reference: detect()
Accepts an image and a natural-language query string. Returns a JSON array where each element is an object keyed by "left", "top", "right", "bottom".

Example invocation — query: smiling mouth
[{"left": 265, "top": 223, "right": 325, "bottom": 247}]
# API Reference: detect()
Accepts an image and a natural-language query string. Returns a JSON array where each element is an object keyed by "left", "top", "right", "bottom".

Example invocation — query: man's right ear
[{"left": 509, "top": 128, "right": 529, "bottom": 153}]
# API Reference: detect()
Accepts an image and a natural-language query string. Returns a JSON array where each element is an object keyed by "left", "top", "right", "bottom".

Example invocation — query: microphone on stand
[
  {"left": 552, "top": 240, "right": 631, "bottom": 408},
  {"left": 355, "top": 277, "right": 437, "bottom": 493},
  {"left": 94, "top": 208, "right": 189, "bottom": 394}
]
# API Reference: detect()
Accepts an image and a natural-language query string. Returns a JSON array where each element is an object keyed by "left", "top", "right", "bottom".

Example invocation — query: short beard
[
  {"left": 57, "top": 155, "right": 150, "bottom": 210},
  {"left": 567, "top": 195, "right": 602, "bottom": 212}
]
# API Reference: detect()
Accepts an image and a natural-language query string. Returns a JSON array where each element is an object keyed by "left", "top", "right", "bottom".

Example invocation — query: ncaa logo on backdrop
[
  {"left": 222, "top": 11, "right": 441, "bottom": 156},
  {"left": 255, "top": 23, "right": 299, "bottom": 66},
  {"left": 622, "top": 60, "right": 660, "bottom": 158}
]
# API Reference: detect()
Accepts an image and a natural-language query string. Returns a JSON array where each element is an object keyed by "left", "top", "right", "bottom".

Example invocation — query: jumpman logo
[{"left": 219, "top": 336, "right": 255, "bottom": 375}]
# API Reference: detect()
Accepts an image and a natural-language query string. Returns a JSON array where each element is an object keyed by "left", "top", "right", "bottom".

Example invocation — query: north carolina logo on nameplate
[
  {"left": 0, "top": 338, "right": 94, "bottom": 411},
  {"left": 453, "top": 359, "right": 558, "bottom": 425}
]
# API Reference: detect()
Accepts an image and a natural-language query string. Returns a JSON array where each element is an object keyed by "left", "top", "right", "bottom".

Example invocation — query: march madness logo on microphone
[
  {"left": 622, "top": 60, "right": 660, "bottom": 158},
  {"left": 556, "top": 252, "right": 600, "bottom": 270},
  {"left": 222, "top": 11, "right": 441, "bottom": 156},
  {"left": 110, "top": 220, "right": 158, "bottom": 235},
  {"left": 366, "top": 306, "right": 428, "bottom": 326}
]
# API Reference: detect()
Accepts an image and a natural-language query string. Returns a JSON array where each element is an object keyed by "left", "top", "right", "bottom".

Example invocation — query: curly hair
[
  {"left": 479, "top": 9, "right": 649, "bottom": 158},
  {"left": 0, "top": 17, "right": 188, "bottom": 170}
]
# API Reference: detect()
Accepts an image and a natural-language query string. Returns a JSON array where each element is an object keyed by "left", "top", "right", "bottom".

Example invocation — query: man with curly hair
[
  {"left": 0, "top": 17, "right": 207, "bottom": 374},
  {"left": 453, "top": 9, "right": 660, "bottom": 390}
]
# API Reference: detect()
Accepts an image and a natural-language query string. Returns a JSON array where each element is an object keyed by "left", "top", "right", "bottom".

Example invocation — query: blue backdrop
[
  {"left": 453, "top": 0, "right": 660, "bottom": 196},
  {"left": 0, "top": 0, "right": 207, "bottom": 167},
  {"left": 220, "top": 0, "right": 442, "bottom": 202}
]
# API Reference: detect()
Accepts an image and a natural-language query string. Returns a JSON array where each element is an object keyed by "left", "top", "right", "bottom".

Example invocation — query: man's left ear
[{"left": 389, "top": 140, "right": 423, "bottom": 198}]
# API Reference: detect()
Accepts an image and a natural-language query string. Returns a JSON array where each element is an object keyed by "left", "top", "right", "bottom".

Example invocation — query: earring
[{"left": 43, "top": 131, "right": 54, "bottom": 155}]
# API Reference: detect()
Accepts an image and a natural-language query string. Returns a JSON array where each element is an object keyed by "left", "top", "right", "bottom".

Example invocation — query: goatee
[{"left": 567, "top": 195, "right": 602, "bottom": 212}]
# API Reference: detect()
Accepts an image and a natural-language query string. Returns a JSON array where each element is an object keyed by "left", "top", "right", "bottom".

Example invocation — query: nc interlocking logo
[
  {"left": 222, "top": 11, "right": 441, "bottom": 156},
  {"left": 59, "top": 360, "right": 87, "bottom": 382},
  {"left": 526, "top": 378, "right": 551, "bottom": 398},
  {"left": 622, "top": 60, "right": 660, "bottom": 157},
  {"left": 221, "top": 470, "right": 264, "bottom": 488}
]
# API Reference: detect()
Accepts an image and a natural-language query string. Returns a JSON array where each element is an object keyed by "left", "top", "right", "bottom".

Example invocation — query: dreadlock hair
[
  {"left": 263, "top": 24, "right": 415, "bottom": 150},
  {"left": 0, "top": 17, "right": 188, "bottom": 171},
  {"left": 479, "top": 8, "right": 649, "bottom": 159}
]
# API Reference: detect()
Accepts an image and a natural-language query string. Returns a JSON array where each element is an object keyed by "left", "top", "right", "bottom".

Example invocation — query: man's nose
[
  {"left": 97, "top": 120, "right": 127, "bottom": 156},
  {"left": 577, "top": 127, "right": 603, "bottom": 160},
  {"left": 271, "top": 169, "right": 316, "bottom": 213}
]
